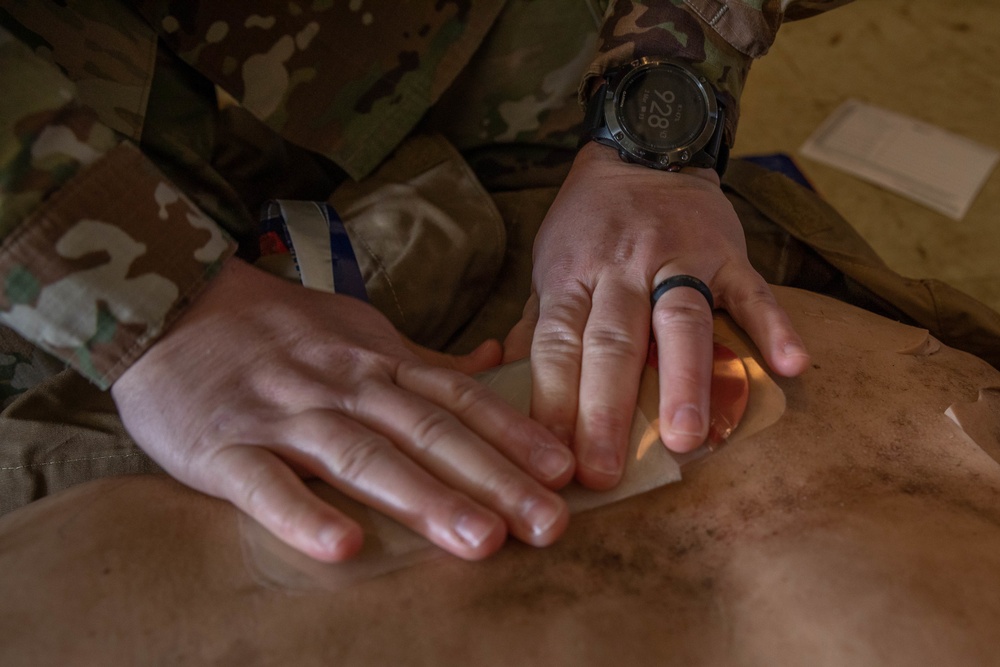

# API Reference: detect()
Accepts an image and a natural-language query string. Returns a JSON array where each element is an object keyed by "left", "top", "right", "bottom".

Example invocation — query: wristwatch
[{"left": 581, "top": 57, "right": 729, "bottom": 175}]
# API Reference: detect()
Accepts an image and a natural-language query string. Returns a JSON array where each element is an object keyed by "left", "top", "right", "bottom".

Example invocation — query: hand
[
  {"left": 510, "top": 143, "right": 810, "bottom": 489},
  {"left": 112, "top": 259, "right": 574, "bottom": 562}
]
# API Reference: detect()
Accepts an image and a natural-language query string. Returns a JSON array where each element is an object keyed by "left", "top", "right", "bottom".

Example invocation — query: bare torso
[{"left": 2, "top": 287, "right": 999, "bottom": 666}]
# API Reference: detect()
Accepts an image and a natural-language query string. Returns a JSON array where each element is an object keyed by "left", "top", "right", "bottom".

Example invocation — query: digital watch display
[{"left": 581, "top": 57, "right": 728, "bottom": 174}]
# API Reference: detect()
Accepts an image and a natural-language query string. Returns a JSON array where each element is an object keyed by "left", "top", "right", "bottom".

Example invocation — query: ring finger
[{"left": 650, "top": 272, "right": 716, "bottom": 453}]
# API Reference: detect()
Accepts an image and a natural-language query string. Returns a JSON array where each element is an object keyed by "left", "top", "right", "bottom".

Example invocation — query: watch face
[{"left": 616, "top": 66, "right": 708, "bottom": 152}]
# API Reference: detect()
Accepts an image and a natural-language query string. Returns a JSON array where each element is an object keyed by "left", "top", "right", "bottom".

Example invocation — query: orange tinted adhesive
[
  {"left": 644, "top": 339, "right": 750, "bottom": 446},
  {"left": 708, "top": 343, "right": 750, "bottom": 445}
]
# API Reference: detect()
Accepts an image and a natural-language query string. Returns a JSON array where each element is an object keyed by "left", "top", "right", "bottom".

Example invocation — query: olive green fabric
[
  {"left": 725, "top": 159, "right": 1000, "bottom": 369},
  {"left": 0, "top": 369, "right": 161, "bottom": 515}
]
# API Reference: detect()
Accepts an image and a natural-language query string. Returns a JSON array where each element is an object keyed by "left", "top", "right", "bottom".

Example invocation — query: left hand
[
  {"left": 506, "top": 142, "right": 811, "bottom": 489},
  {"left": 112, "top": 259, "right": 573, "bottom": 564}
]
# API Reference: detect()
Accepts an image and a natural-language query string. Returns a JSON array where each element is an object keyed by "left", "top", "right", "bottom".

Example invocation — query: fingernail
[
  {"left": 530, "top": 445, "right": 573, "bottom": 481},
  {"left": 317, "top": 524, "right": 346, "bottom": 550},
  {"left": 670, "top": 404, "right": 703, "bottom": 437},
  {"left": 583, "top": 444, "right": 621, "bottom": 477},
  {"left": 783, "top": 341, "right": 810, "bottom": 358},
  {"left": 521, "top": 494, "right": 563, "bottom": 539},
  {"left": 454, "top": 512, "right": 496, "bottom": 549}
]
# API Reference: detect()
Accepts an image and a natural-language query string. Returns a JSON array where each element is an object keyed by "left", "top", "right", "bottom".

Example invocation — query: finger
[
  {"left": 276, "top": 410, "right": 509, "bottom": 560},
  {"left": 355, "top": 372, "right": 571, "bottom": 547},
  {"left": 719, "top": 271, "right": 811, "bottom": 377},
  {"left": 394, "top": 360, "right": 576, "bottom": 488},
  {"left": 209, "top": 445, "right": 364, "bottom": 562},
  {"left": 574, "top": 279, "right": 650, "bottom": 489},
  {"left": 652, "top": 278, "right": 716, "bottom": 453},
  {"left": 528, "top": 285, "right": 592, "bottom": 446},
  {"left": 502, "top": 292, "right": 540, "bottom": 363},
  {"left": 405, "top": 338, "right": 504, "bottom": 376}
]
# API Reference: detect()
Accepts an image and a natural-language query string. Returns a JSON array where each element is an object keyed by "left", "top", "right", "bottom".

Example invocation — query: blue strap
[
  {"left": 321, "top": 203, "right": 368, "bottom": 302},
  {"left": 260, "top": 200, "right": 368, "bottom": 302}
]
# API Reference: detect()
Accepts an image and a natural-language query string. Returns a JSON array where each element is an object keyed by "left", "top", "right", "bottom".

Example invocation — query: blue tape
[{"left": 260, "top": 200, "right": 368, "bottom": 302}]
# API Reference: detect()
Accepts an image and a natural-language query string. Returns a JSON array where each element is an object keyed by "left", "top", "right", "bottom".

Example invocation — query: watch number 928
[{"left": 647, "top": 89, "right": 677, "bottom": 129}]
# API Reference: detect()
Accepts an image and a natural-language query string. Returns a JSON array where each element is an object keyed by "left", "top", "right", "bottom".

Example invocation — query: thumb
[
  {"left": 502, "top": 292, "right": 540, "bottom": 364},
  {"left": 403, "top": 338, "right": 504, "bottom": 375}
]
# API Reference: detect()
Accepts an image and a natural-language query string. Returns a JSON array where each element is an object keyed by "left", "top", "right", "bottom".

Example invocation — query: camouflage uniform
[
  {"left": 0, "top": 0, "right": 865, "bottom": 508},
  {"left": 0, "top": 0, "right": 854, "bottom": 389}
]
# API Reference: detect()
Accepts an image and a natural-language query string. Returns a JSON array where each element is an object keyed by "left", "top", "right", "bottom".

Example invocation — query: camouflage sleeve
[
  {"left": 129, "top": 1, "right": 506, "bottom": 181},
  {"left": 0, "top": 27, "right": 236, "bottom": 389},
  {"left": 583, "top": 0, "right": 854, "bottom": 143}
]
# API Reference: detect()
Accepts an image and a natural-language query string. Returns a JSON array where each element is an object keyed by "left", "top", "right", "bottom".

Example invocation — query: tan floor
[{"left": 737, "top": 0, "right": 1000, "bottom": 314}]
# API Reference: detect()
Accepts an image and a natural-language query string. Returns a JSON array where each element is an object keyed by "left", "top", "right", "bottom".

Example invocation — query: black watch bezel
[{"left": 583, "top": 57, "right": 727, "bottom": 173}]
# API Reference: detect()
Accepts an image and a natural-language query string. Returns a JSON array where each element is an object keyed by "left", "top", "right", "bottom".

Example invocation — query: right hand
[
  {"left": 111, "top": 258, "right": 574, "bottom": 562},
  {"left": 505, "top": 144, "right": 809, "bottom": 490}
]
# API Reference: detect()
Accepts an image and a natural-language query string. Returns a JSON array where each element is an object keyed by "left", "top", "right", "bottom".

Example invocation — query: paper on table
[{"left": 799, "top": 99, "right": 999, "bottom": 220}]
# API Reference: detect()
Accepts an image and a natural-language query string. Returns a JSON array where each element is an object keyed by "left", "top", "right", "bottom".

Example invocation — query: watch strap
[
  {"left": 688, "top": 102, "right": 728, "bottom": 174},
  {"left": 579, "top": 81, "right": 615, "bottom": 148}
]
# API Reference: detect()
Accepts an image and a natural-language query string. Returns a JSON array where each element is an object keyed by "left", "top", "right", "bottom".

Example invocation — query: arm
[
  {"left": 1, "top": 22, "right": 573, "bottom": 562},
  {"left": 517, "top": 0, "right": 850, "bottom": 487}
]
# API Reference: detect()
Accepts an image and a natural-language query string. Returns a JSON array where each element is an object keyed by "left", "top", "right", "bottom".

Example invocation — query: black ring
[{"left": 651, "top": 274, "right": 714, "bottom": 310}]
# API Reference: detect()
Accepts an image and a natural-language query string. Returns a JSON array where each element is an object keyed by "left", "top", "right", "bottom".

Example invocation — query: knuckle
[
  {"left": 479, "top": 467, "right": 536, "bottom": 510},
  {"left": 331, "top": 434, "right": 391, "bottom": 483},
  {"left": 582, "top": 406, "right": 633, "bottom": 441},
  {"left": 269, "top": 508, "right": 307, "bottom": 541},
  {"left": 410, "top": 410, "right": 459, "bottom": 452},
  {"left": 242, "top": 477, "right": 314, "bottom": 542},
  {"left": 237, "top": 464, "right": 282, "bottom": 521},
  {"left": 663, "top": 368, "right": 704, "bottom": 395},
  {"left": 422, "top": 494, "right": 485, "bottom": 539},
  {"left": 734, "top": 280, "right": 777, "bottom": 307},
  {"left": 443, "top": 377, "right": 495, "bottom": 416},
  {"left": 532, "top": 293, "right": 590, "bottom": 353},
  {"left": 426, "top": 492, "right": 469, "bottom": 518},
  {"left": 652, "top": 301, "right": 712, "bottom": 334},
  {"left": 583, "top": 325, "right": 643, "bottom": 362},
  {"left": 531, "top": 322, "right": 583, "bottom": 363}
]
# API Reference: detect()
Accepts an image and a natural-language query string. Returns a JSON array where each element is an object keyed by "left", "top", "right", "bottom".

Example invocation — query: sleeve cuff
[{"left": 0, "top": 142, "right": 236, "bottom": 389}]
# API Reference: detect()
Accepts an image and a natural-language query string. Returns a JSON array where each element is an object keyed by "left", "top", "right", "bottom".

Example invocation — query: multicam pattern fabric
[
  {"left": 0, "top": 0, "right": 851, "bottom": 395},
  {"left": 0, "top": 141, "right": 234, "bottom": 388},
  {"left": 0, "top": 26, "right": 120, "bottom": 239},
  {"left": 130, "top": 1, "right": 507, "bottom": 181},
  {"left": 0, "top": 327, "right": 63, "bottom": 408},
  {"left": 1, "top": 14, "right": 235, "bottom": 390},
  {"left": 426, "top": 0, "right": 607, "bottom": 153},
  {"left": 0, "top": 0, "right": 157, "bottom": 142},
  {"left": 584, "top": 0, "right": 854, "bottom": 142}
]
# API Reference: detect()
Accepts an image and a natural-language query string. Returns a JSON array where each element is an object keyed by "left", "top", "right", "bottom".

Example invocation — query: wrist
[
  {"left": 576, "top": 141, "right": 721, "bottom": 188},
  {"left": 112, "top": 257, "right": 249, "bottom": 390}
]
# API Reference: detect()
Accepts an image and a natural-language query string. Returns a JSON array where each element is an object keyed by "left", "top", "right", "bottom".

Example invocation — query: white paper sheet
[{"left": 799, "top": 99, "right": 999, "bottom": 220}]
